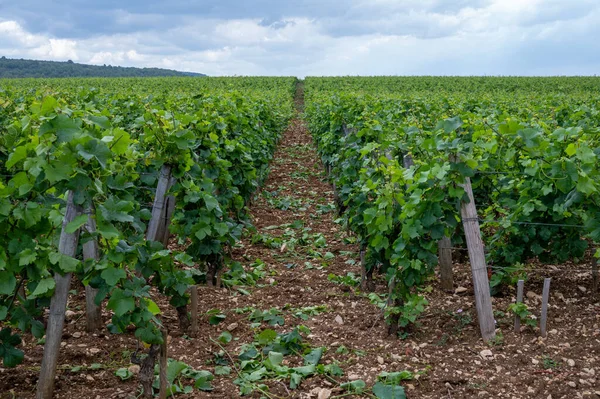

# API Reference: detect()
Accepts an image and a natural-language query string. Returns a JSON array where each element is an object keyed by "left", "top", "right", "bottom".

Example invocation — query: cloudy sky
[{"left": 0, "top": 0, "right": 599, "bottom": 76}]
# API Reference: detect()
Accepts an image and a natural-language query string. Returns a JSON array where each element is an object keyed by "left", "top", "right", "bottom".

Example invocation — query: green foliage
[
  {"left": 507, "top": 302, "right": 537, "bottom": 328},
  {"left": 305, "top": 76, "right": 600, "bottom": 331},
  {"left": 0, "top": 76, "right": 296, "bottom": 366},
  {"left": 149, "top": 359, "right": 214, "bottom": 395}
]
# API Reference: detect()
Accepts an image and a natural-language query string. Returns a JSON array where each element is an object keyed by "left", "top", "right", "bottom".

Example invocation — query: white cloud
[{"left": 1, "top": 0, "right": 600, "bottom": 76}]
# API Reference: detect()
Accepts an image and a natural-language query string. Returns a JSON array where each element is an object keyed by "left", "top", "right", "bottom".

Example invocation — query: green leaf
[
  {"left": 6, "top": 146, "right": 28, "bottom": 169},
  {"left": 134, "top": 325, "right": 163, "bottom": 345},
  {"left": 18, "top": 248, "right": 37, "bottom": 266},
  {"left": 565, "top": 143, "right": 577, "bottom": 157},
  {"left": 256, "top": 329, "right": 277, "bottom": 346},
  {"left": 203, "top": 194, "right": 220, "bottom": 212},
  {"left": 101, "top": 267, "right": 126, "bottom": 286},
  {"left": 194, "top": 373, "right": 214, "bottom": 391},
  {"left": 214, "top": 366, "right": 231, "bottom": 375},
  {"left": 107, "top": 129, "right": 131, "bottom": 155},
  {"left": 0, "top": 328, "right": 24, "bottom": 367},
  {"left": 86, "top": 115, "right": 111, "bottom": 130},
  {"left": 208, "top": 313, "right": 226, "bottom": 325},
  {"left": 218, "top": 331, "right": 233, "bottom": 344},
  {"left": 0, "top": 272, "right": 17, "bottom": 296},
  {"left": 40, "top": 96, "right": 58, "bottom": 115},
  {"left": 268, "top": 351, "right": 284, "bottom": 367},
  {"left": 106, "top": 289, "right": 135, "bottom": 317},
  {"left": 30, "top": 278, "right": 56, "bottom": 298},
  {"left": 304, "top": 347, "right": 323, "bottom": 366},
  {"left": 144, "top": 299, "right": 161, "bottom": 316},
  {"left": 44, "top": 162, "right": 72, "bottom": 184},
  {"left": 49, "top": 252, "right": 80, "bottom": 273},
  {"left": 372, "top": 382, "right": 406, "bottom": 399},
  {"left": 441, "top": 116, "right": 462, "bottom": 133},
  {"left": 167, "top": 360, "right": 189, "bottom": 384},
  {"left": 291, "top": 364, "right": 315, "bottom": 376},
  {"left": 115, "top": 367, "right": 133, "bottom": 381},
  {"left": 66, "top": 214, "right": 89, "bottom": 234},
  {"left": 340, "top": 379, "right": 366, "bottom": 393}
]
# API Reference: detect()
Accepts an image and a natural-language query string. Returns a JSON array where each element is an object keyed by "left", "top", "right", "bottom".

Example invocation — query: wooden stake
[
  {"left": 158, "top": 328, "right": 168, "bottom": 399},
  {"left": 160, "top": 193, "right": 176, "bottom": 247},
  {"left": 147, "top": 165, "right": 173, "bottom": 242},
  {"left": 514, "top": 279, "right": 524, "bottom": 333},
  {"left": 540, "top": 278, "right": 551, "bottom": 338},
  {"left": 459, "top": 177, "right": 495, "bottom": 342},
  {"left": 438, "top": 237, "right": 453, "bottom": 292},
  {"left": 592, "top": 261, "right": 598, "bottom": 293},
  {"left": 37, "top": 192, "right": 81, "bottom": 399},
  {"left": 83, "top": 206, "right": 103, "bottom": 333},
  {"left": 190, "top": 285, "right": 199, "bottom": 337}
]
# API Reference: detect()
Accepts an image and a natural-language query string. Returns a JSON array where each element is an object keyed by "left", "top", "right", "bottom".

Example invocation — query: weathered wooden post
[
  {"left": 37, "top": 192, "right": 81, "bottom": 399},
  {"left": 190, "top": 286, "right": 199, "bottom": 337},
  {"left": 83, "top": 206, "right": 102, "bottom": 332},
  {"left": 540, "top": 278, "right": 551, "bottom": 338},
  {"left": 438, "top": 237, "right": 453, "bottom": 292},
  {"left": 459, "top": 176, "right": 496, "bottom": 342},
  {"left": 158, "top": 328, "right": 169, "bottom": 399},
  {"left": 147, "top": 165, "right": 174, "bottom": 243},
  {"left": 514, "top": 279, "right": 525, "bottom": 333}
]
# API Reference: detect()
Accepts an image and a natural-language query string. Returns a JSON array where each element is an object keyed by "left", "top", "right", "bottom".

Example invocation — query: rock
[
  {"left": 348, "top": 373, "right": 360, "bottom": 380},
  {"left": 317, "top": 388, "right": 332, "bottom": 399},
  {"left": 86, "top": 375, "right": 95, "bottom": 382},
  {"left": 89, "top": 348, "right": 101, "bottom": 355},
  {"left": 567, "top": 381, "right": 577, "bottom": 388},
  {"left": 568, "top": 359, "right": 576, "bottom": 367},
  {"left": 335, "top": 315, "right": 344, "bottom": 325},
  {"left": 128, "top": 365, "right": 140, "bottom": 375},
  {"left": 65, "top": 310, "right": 76, "bottom": 320},
  {"left": 391, "top": 353, "right": 402, "bottom": 361},
  {"left": 455, "top": 287, "right": 468, "bottom": 294},
  {"left": 578, "top": 286, "right": 587, "bottom": 293},
  {"left": 532, "top": 358, "right": 539, "bottom": 365},
  {"left": 227, "top": 323, "right": 239, "bottom": 332},
  {"left": 72, "top": 332, "right": 82, "bottom": 338},
  {"left": 377, "top": 356, "right": 384, "bottom": 365},
  {"left": 479, "top": 349, "right": 494, "bottom": 361}
]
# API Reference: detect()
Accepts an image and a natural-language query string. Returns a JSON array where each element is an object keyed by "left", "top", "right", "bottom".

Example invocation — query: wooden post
[
  {"left": 359, "top": 247, "right": 373, "bottom": 292},
  {"left": 83, "top": 206, "right": 103, "bottom": 332},
  {"left": 438, "top": 237, "right": 453, "bottom": 292},
  {"left": 37, "top": 192, "right": 81, "bottom": 399},
  {"left": 540, "top": 278, "right": 551, "bottom": 338},
  {"left": 147, "top": 165, "right": 173, "bottom": 242},
  {"left": 514, "top": 279, "right": 524, "bottom": 333},
  {"left": 459, "top": 177, "right": 496, "bottom": 342},
  {"left": 592, "top": 261, "right": 598, "bottom": 293},
  {"left": 160, "top": 192, "right": 176, "bottom": 247},
  {"left": 158, "top": 328, "right": 168, "bottom": 399},
  {"left": 190, "top": 286, "right": 199, "bottom": 337}
]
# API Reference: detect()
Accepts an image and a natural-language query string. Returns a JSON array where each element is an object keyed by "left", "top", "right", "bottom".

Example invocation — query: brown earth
[{"left": 1, "top": 83, "right": 599, "bottom": 399}]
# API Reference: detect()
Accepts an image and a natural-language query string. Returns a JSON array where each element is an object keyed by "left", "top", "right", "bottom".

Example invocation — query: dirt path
[{"left": 185, "top": 81, "right": 388, "bottom": 397}]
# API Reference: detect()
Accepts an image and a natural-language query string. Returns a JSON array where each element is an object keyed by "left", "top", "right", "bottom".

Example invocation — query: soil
[{"left": 1, "top": 82, "right": 600, "bottom": 399}]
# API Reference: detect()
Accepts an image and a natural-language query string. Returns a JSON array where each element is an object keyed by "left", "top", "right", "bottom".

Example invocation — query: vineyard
[{"left": 0, "top": 76, "right": 599, "bottom": 399}]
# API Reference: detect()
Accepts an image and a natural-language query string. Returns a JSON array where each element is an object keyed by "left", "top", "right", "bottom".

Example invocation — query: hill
[{"left": 0, "top": 57, "right": 205, "bottom": 78}]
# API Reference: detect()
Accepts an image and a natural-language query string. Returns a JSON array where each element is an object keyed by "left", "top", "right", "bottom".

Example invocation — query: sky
[{"left": 0, "top": 0, "right": 599, "bottom": 76}]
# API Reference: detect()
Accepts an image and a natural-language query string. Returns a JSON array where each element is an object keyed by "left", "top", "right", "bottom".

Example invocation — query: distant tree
[{"left": 0, "top": 57, "right": 206, "bottom": 78}]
